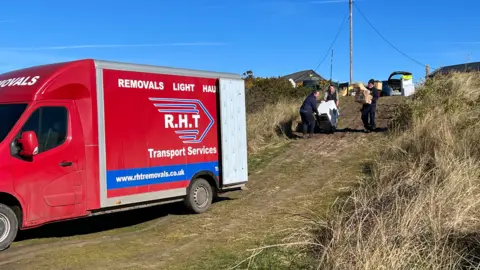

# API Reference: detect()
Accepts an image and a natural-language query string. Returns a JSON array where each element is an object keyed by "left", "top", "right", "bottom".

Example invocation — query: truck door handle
[{"left": 59, "top": 161, "right": 73, "bottom": 167}]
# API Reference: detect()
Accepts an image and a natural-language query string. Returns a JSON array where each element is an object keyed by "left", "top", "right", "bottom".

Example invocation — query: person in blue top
[
  {"left": 299, "top": 89, "right": 320, "bottom": 138},
  {"left": 361, "top": 79, "right": 379, "bottom": 133}
]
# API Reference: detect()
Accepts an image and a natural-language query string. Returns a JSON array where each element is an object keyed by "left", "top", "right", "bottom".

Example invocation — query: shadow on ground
[
  {"left": 293, "top": 123, "right": 390, "bottom": 135},
  {"left": 335, "top": 127, "right": 389, "bottom": 133},
  {"left": 14, "top": 196, "right": 234, "bottom": 243},
  {"left": 276, "top": 118, "right": 303, "bottom": 139}
]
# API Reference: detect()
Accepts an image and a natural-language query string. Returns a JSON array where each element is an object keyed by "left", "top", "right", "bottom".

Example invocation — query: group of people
[{"left": 299, "top": 79, "right": 379, "bottom": 138}]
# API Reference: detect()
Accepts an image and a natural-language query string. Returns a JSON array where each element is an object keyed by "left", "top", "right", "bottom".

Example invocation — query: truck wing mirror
[{"left": 18, "top": 131, "right": 39, "bottom": 157}]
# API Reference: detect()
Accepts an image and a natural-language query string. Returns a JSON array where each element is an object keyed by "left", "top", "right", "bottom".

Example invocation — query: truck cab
[{"left": 0, "top": 61, "right": 96, "bottom": 251}]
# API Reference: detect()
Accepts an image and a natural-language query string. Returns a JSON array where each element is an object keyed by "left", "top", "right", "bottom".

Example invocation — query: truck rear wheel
[
  {"left": 0, "top": 204, "right": 18, "bottom": 251},
  {"left": 184, "top": 178, "right": 213, "bottom": 214}
]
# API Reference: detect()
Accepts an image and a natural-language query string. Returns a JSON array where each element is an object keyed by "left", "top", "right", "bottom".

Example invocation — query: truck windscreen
[{"left": 0, "top": 104, "right": 28, "bottom": 143}]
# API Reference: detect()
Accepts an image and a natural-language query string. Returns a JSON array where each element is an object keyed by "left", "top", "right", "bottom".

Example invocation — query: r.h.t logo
[{"left": 149, "top": 97, "right": 214, "bottom": 144}]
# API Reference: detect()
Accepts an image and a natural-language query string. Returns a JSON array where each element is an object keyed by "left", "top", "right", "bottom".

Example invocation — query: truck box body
[{"left": 0, "top": 59, "right": 248, "bottom": 234}]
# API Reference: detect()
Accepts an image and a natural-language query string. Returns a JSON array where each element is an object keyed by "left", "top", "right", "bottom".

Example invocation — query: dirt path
[{"left": 0, "top": 97, "right": 402, "bottom": 270}]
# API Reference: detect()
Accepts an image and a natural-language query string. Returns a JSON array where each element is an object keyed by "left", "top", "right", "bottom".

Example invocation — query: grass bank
[
  {"left": 246, "top": 98, "right": 302, "bottom": 154},
  {"left": 315, "top": 72, "right": 480, "bottom": 269},
  {"left": 244, "top": 76, "right": 317, "bottom": 155}
]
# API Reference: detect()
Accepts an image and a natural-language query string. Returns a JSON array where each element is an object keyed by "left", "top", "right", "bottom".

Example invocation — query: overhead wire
[
  {"left": 313, "top": 13, "right": 349, "bottom": 72},
  {"left": 353, "top": 2, "right": 430, "bottom": 68}
]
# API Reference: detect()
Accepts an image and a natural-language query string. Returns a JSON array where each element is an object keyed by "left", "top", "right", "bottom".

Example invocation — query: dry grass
[
  {"left": 246, "top": 98, "right": 302, "bottom": 154},
  {"left": 314, "top": 72, "right": 480, "bottom": 269}
]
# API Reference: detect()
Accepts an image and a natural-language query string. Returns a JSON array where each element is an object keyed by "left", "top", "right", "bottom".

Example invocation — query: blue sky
[{"left": 0, "top": 0, "right": 479, "bottom": 83}]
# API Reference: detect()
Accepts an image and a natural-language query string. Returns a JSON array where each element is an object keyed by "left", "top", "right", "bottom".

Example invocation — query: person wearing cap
[
  {"left": 361, "top": 79, "right": 379, "bottom": 132},
  {"left": 299, "top": 89, "right": 320, "bottom": 138}
]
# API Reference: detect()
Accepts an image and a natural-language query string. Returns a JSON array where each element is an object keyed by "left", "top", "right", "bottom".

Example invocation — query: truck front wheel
[
  {"left": 0, "top": 204, "right": 18, "bottom": 251},
  {"left": 184, "top": 178, "right": 213, "bottom": 214}
]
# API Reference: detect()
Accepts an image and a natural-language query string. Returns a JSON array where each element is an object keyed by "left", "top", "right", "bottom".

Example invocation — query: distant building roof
[
  {"left": 429, "top": 62, "right": 480, "bottom": 78},
  {"left": 281, "top": 69, "right": 326, "bottom": 83}
]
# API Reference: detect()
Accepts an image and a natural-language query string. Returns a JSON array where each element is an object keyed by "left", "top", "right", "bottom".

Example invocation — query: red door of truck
[{"left": 10, "top": 101, "right": 86, "bottom": 226}]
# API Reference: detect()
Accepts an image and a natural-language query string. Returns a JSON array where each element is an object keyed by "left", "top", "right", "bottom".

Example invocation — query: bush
[{"left": 316, "top": 72, "right": 480, "bottom": 269}]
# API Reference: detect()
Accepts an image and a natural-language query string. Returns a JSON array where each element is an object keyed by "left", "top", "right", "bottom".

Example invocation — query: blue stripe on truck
[{"left": 106, "top": 161, "right": 219, "bottom": 190}]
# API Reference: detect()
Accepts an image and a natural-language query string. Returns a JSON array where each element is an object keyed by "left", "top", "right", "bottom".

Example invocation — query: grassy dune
[
  {"left": 244, "top": 76, "right": 313, "bottom": 155},
  {"left": 314, "top": 72, "right": 480, "bottom": 269},
  {"left": 246, "top": 98, "right": 302, "bottom": 154}
]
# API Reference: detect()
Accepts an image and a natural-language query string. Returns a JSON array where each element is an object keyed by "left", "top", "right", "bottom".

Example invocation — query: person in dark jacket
[
  {"left": 299, "top": 89, "right": 320, "bottom": 138},
  {"left": 361, "top": 79, "right": 379, "bottom": 132}
]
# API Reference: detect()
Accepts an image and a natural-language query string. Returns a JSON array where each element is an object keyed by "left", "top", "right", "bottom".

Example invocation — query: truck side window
[{"left": 19, "top": 106, "right": 68, "bottom": 154}]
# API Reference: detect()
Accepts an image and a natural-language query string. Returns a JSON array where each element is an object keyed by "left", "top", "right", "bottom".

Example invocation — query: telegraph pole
[
  {"left": 349, "top": 0, "right": 353, "bottom": 91},
  {"left": 466, "top": 53, "right": 471, "bottom": 72},
  {"left": 330, "top": 49, "right": 334, "bottom": 82}
]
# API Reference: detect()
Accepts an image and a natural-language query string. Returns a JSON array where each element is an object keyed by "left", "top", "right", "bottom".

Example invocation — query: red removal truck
[{"left": 0, "top": 59, "right": 248, "bottom": 251}]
